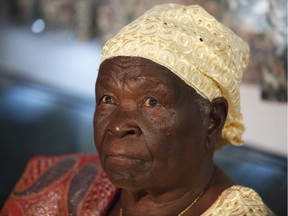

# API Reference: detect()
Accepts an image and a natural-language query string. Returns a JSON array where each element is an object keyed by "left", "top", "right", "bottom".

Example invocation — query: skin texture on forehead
[{"left": 97, "top": 57, "right": 185, "bottom": 91}]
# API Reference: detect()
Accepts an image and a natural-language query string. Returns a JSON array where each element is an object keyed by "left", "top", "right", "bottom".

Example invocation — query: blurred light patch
[
  {"left": 1, "top": 85, "right": 56, "bottom": 122},
  {"left": 31, "top": 19, "right": 45, "bottom": 33}
]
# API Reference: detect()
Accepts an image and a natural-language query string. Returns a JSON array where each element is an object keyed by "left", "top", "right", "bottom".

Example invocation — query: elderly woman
[{"left": 1, "top": 4, "right": 274, "bottom": 216}]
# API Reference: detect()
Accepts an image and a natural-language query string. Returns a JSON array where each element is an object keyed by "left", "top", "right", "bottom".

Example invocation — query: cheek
[
  {"left": 93, "top": 107, "right": 113, "bottom": 151},
  {"left": 141, "top": 109, "right": 174, "bottom": 140},
  {"left": 143, "top": 107, "right": 204, "bottom": 159},
  {"left": 140, "top": 109, "right": 178, "bottom": 157}
]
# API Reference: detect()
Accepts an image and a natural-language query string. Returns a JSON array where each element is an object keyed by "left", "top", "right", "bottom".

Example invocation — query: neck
[{"left": 119, "top": 163, "right": 215, "bottom": 216}]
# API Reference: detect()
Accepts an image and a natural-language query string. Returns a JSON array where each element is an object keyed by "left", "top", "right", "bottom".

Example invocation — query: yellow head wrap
[{"left": 100, "top": 3, "right": 250, "bottom": 148}]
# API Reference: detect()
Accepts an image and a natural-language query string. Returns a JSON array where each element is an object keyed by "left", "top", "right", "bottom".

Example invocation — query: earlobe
[{"left": 207, "top": 97, "right": 228, "bottom": 138}]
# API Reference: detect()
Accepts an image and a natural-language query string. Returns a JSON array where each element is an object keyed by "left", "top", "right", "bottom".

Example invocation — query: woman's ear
[{"left": 207, "top": 97, "right": 228, "bottom": 138}]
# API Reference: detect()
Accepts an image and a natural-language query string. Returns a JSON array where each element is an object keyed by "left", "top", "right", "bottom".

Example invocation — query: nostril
[
  {"left": 109, "top": 124, "right": 142, "bottom": 138},
  {"left": 125, "top": 130, "right": 136, "bottom": 136},
  {"left": 120, "top": 128, "right": 141, "bottom": 138},
  {"left": 119, "top": 127, "right": 141, "bottom": 138}
]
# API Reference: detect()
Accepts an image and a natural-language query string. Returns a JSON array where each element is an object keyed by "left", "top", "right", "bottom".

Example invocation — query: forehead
[{"left": 97, "top": 56, "right": 184, "bottom": 88}]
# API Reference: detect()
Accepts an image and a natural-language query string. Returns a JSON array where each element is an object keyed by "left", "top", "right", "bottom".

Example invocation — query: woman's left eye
[{"left": 143, "top": 97, "right": 160, "bottom": 107}]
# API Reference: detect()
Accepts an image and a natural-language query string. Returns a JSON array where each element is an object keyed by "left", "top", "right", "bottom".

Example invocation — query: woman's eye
[
  {"left": 143, "top": 97, "right": 159, "bottom": 107},
  {"left": 100, "top": 95, "right": 115, "bottom": 104}
]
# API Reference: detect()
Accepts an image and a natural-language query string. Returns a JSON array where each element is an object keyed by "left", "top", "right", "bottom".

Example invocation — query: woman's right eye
[{"left": 100, "top": 95, "right": 116, "bottom": 104}]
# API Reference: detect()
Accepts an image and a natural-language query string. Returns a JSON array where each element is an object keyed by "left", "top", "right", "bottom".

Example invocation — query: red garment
[{"left": 1, "top": 154, "right": 118, "bottom": 216}]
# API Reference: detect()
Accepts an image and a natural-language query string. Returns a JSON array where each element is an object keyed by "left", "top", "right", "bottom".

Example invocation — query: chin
[
  {"left": 107, "top": 170, "right": 143, "bottom": 190},
  {"left": 102, "top": 155, "right": 154, "bottom": 188},
  {"left": 105, "top": 163, "right": 154, "bottom": 190}
]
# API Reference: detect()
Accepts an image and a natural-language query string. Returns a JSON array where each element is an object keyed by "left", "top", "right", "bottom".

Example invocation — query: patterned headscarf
[{"left": 100, "top": 4, "right": 250, "bottom": 148}]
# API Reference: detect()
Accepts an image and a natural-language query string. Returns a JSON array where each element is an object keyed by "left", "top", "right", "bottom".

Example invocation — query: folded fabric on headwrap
[{"left": 100, "top": 3, "right": 250, "bottom": 149}]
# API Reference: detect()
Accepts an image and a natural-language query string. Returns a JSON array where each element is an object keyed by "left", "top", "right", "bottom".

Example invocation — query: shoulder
[
  {"left": 1, "top": 153, "right": 118, "bottom": 216},
  {"left": 202, "top": 185, "right": 275, "bottom": 216}
]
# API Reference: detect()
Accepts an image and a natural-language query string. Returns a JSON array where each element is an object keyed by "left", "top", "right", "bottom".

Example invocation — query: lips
[
  {"left": 101, "top": 137, "right": 151, "bottom": 161},
  {"left": 104, "top": 154, "right": 146, "bottom": 164},
  {"left": 100, "top": 135, "right": 152, "bottom": 170},
  {"left": 103, "top": 154, "right": 148, "bottom": 173}
]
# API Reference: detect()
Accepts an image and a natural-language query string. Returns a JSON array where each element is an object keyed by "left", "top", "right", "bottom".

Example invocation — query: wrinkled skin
[{"left": 93, "top": 56, "right": 233, "bottom": 216}]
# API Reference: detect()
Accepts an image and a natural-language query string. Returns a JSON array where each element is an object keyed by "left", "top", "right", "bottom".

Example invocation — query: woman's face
[{"left": 94, "top": 56, "right": 209, "bottom": 191}]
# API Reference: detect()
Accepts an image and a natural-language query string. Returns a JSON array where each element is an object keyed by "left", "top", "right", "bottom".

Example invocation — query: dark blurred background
[{"left": 0, "top": 0, "right": 287, "bottom": 215}]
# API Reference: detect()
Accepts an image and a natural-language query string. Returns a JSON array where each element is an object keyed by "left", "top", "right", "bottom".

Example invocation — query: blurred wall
[{"left": 241, "top": 84, "right": 287, "bottom": 156}]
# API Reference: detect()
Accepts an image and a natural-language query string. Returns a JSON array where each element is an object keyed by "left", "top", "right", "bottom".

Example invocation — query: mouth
[
  {"left": 104, "top": 154, "right": 146, "bottom": 168},
  {"left": 106, "top": 155, "right": 144, "bottom": 162}
]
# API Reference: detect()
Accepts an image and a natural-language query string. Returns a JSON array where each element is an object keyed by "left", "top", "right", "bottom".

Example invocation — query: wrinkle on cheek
[{"left": 94, "top": 109, "right": 113, "bottom": 152}]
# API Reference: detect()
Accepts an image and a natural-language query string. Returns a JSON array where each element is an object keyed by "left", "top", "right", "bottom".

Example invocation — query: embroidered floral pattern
[{"left": 203, "top": 185, "right": 275, "bottom": 216}]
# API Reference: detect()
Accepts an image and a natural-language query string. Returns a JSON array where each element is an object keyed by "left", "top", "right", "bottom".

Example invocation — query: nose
[{"left": 107, "top": 111, "right": 142, "bottom": 138}]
